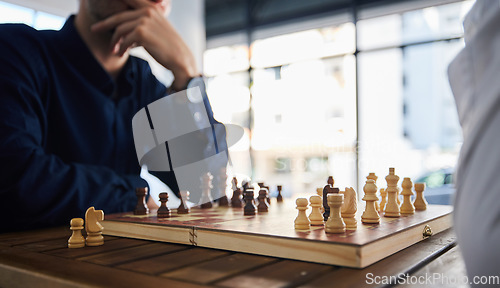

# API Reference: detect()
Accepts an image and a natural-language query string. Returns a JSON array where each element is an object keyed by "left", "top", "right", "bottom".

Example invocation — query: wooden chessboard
[{"left": 101, "top": 201, "right": 452, "bottom": 268}]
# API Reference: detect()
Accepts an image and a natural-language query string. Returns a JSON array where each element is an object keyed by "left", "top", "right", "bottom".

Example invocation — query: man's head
[{"left": 81, "top": 0, "right": 171, "bottom": 22}]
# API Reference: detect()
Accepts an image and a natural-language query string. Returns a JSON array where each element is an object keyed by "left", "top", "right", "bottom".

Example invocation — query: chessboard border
[{"left": 102, "top": 207, "right": 452, "bottom": 268}]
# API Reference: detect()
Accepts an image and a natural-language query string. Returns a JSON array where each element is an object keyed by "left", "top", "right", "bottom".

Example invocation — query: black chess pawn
[
  {"left": 257, "top": 188, "right": 269, "bottom": 212},
  {"left": 231, "top": 177, "right": 243, "bottom": 208},
  {"left": 177, "top": 191, "right": 190, "bottom": 214},
  {"left": 243, "top": 188, "right": 256, "bottom": 215},
  {"left": 258, "top": 182, "right": 271, "bottom": 205},
  {"left": 276, "top": 185, "right": 283, "bottom": 203},
  {"left": 134, "top": 187, "right": 149, "bottom": 215},
  {"left": 157, "top": 192, "right": 171, "bottom": 218}
]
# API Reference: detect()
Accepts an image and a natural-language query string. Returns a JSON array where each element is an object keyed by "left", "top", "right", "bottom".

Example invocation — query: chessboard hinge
[{"left": 189, "top": 227, "right": 198, "bottom": 246}]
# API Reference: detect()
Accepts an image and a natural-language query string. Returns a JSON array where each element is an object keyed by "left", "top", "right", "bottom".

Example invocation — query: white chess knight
[{"left": 448, "top": 0, "right": 500, "bottom": 281}]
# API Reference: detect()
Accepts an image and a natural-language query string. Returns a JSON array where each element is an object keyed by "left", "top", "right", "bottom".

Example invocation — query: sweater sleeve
[
  {"left": 0, "top": 76, "right": 146, "bottom": 232},
  {"left": 0, "top": 25, "right": 146, "bottom": 232}
]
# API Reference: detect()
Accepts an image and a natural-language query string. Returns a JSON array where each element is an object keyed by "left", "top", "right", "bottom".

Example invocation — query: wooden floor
[{"left": 0, "top": 227, "right": 467, "bottom": 288}]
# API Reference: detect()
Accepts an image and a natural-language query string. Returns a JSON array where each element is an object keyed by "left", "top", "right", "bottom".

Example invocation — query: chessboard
[{"left": 101, "top": 201, "right": 452, "bottom": 268}]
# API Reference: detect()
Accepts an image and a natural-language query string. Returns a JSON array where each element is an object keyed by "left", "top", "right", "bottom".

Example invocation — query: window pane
[
  {"left": 358, "top": 40, "right": 463, "bottom": 197},
  {"left": 34, "top": 11, "right": 65, "bottom": 30},
  {"left": 0, "top": 1, "right": 34, "bottom": 25},
  {"left": 251, "top": 55, "right": 356, "bottom": 193},
  {"left": 401, "top": 1, "right": 474, "bottom": 44},
  {"left": 358, "top": 1, "right": 474, "bottom": 50},
  {"left": 203, "top": 44, "right": 249, "bottom": 76},
  {"left": 251, "top": 22, "right": 355, "bottom": 68}
]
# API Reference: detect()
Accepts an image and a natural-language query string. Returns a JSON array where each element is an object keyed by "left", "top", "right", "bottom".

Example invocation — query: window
[
  {"left": 0, "top": 1, "right": 65, "bottom": 30},
  {"left": 205, "top": 0, "right": 474, "bottom": 197}
]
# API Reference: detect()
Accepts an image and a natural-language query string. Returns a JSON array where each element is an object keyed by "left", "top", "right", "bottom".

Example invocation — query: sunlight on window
[
  {"left": 0, "top": 1, "right": 34, "bottom": 25},
  {"left": 34, "top": 11, "right": 65, "bottom": 30}
]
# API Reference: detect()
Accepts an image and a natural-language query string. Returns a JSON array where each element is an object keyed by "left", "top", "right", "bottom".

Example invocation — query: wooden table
[{"left": 0, "top": 227, "right": 467, "bottom": 287}]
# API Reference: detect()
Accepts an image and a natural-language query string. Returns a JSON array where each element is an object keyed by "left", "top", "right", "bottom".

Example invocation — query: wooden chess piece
[
  {"left": 157, "top": 192, "right": 171, "bottom": 218},
  {"left": 243, "top": 188, "right": 257, "bottom": 215},
  {"left": 413, "top": 183, "right": 428, "bottom": 211},
  {"left": 400, "top": 177, "right": 415, "bottom": 215},
  {"left": 231, "top": 177, "right": 243, "bottom": 207},
  {"left": 325, "top": 194, "right": 345, "bottom": 234},
  {"left": 134, "top": 187, "right": 149, "bottom": 215},
  {"left": 327, "top": 176, "right": 334, "bottom": 187},
  {"left": 294, "top": 198, "right": 310, "bottom": 229},
  {"left": 276, "top": 185, "right": 283, "bottom": 203},
  {"left": 367, "top": 173, "right": 380, "bottom": 211},
  {"left": 199, "top": 172, "right": 214, "bottom": 209},
  {"left": 308, "top": 195, "right": 324, "bottom": 226},
  {"left": 379, "top": 188, "right": 387, "bottom": 212},
  {"left": 361, "top": 179, "right": 380, "bottom": 224},
  {"left": 218, "top": 168, "right": 229, "bottom": 207},
  {"left": 177, "top": 190, "right": 190, "bottom": 214},
  {"left": 323, "top": 185, "right": 339, "bottom": 221},
  {"left": 257, "top": 188, "right": 269, "bottom": 212},
  {"left": 341, "top": 187, "right": 358, "bottom": 230},
  {"left": 68, "top": 218, "right": 85, "bottom": 248},
  {"left": 258, "top": 182, "right": 271, "bottom": 205},
  {"left": 384, "top": 167, "right": 401, "bottom": 218},
  {"left": 85, "top": 207, "right": 104, "bottom": 246}
]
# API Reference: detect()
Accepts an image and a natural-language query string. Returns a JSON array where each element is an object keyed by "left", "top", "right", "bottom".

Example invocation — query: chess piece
[
  {"left": 258, "top": 182, "right": 271, "bottom": 205},
  {"left": 157, "top": 192, "right": 171, "bottom": 218},
  {"left": 400, "top": 177, "right": 415, "bottom": 215},
  {"left": 177, "top": 190, "right": 190, "bottom": 214},
  {"left": 361, "top": 180, "right": 380, "bottom": 224},
  {"left": 327, "top": 176, "right": 334, "bottom": 187},
  {"left": 257, "top": 188, "right": 269, "bottom": 212},
  {"left": 308, "top": 195, "right": 324, "bottom": 226},
  {"left": 218, "top": 168, "right": 229, "bottom": 207},
  {"left": 276, "top": 185, "right": 283, "bottom": 203},
  {"left": 341, "top": 187, "right": 357, "bottom": 230},
  {"left": 316, "top": 188, "right": 322, "bottom": 197},
  {"left": 85, "top": 207, "right": 104, "bottom": 246},
  {"left": 199, "top": 172, "right": 214, "bottom": 209},
  {"left": 323, "top": 185, "right": 339, "bottom": 221},
  {"left": 325, "top": 194, "right": 345, "bottom": 234},
  {"left": 379, "top": 188, "right": 387, "bottom": 212},
  {"left": 367, "top": 173, "right": 380, "bottom": 211},
  {"left": 294, "top": 198, "right": 310, "bottom": 229},
  {"left": 134, "top": 187, "right": 149, "bottom": 215},
  {"left": 231, "top": 177, "right": 243, "bottom": 207},
  {"left": 243, "top": 188, "right": 257, "bottom": 215},
  {"left": 68, "top": 218, "right": 85, "bottom": 248},
  {"left": 413, "top": 183, "right": 428, "bottom": 211},
  {"left": 384, "top": 168, "right": 401, "bottom": 218}
]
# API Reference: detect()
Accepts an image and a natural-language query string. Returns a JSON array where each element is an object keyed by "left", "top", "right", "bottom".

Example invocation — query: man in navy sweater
[{"left": 0, "top": 0, "right": 212, "bottom": 231}]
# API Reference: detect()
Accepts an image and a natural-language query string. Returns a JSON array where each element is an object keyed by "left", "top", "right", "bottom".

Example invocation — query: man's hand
[{"left": 91, "top": 0, "right": 198, "bottom": 90}]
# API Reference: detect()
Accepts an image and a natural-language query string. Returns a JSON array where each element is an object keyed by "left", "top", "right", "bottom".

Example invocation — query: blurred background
[{"left": 0, "top": 0, "right": 473, "bottom": 205}]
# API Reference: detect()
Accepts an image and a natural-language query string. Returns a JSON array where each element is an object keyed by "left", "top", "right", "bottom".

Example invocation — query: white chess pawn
[
  {"left": 68, "top": 218, "right": 85, "bottom": 248},
  {"left": 341, "top": 187, "right": 358, "bottom": 230},
  {"left": 413, "top": 183, "right": 428, "bottom": 211},
  {"left": 385, "top": 168, "right": 401, "bottom": 218},
  {"left": 361, "top": 180, "right": 380, "bottom": 224},
  {"left": 400, "top": 177, "right": 415, "bottom": 215},
  {"left": 325, "top": 194, "right": 345, "bottom": 234},
  {"left": 308, "top": 195, "right": 324, "bottom": 226},
  {"left": 294, "top": 198, "right": 310, "bottom": 230}
]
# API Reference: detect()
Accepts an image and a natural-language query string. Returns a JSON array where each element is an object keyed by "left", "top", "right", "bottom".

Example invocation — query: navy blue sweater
[{"left": 0, "top": 17, "right": 172, "bottom": 232}]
